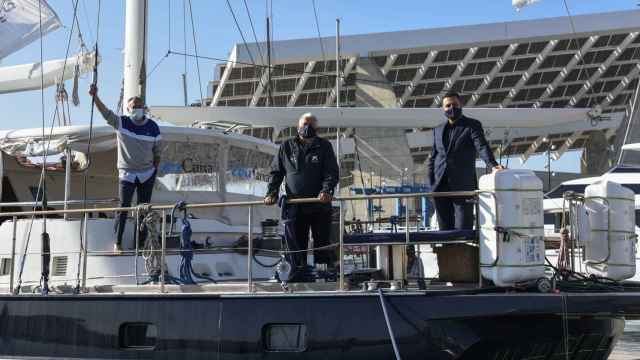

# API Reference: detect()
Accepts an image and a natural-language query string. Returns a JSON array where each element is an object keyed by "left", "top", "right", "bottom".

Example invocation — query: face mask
[
  {"left": 129, "top": 108, "right": 145, "bottom": 121},
  {"left": 298, "top": 124, "right": 316, "bottom": 139},
  {"left": 444, "top": 106, "right": 462, "bottom": 121}
]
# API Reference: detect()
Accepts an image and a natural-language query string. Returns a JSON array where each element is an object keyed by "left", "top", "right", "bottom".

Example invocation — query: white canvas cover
[
  {"left": 0, "top": 51, "right": 97, "bottom": 94},
  {"left": 0, "top": 0, "right": 61, "bottom": 60},
  {"left": 148, "top": 106, "right": 590, "bottom": 129}
]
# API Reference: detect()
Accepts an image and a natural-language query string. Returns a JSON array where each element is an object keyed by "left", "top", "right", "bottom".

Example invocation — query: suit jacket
[{"left": 427, "top": 115, "right": 498, "bottom": 191}]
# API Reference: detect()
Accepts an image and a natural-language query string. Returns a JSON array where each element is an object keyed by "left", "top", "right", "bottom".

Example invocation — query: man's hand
[
  {"left": 89, "top": 84, "right": 98, "bottom": 97},
  {"left": 264, "top": 195, "right": 277, "bottom": 205},
  {"left": 318, "top": 192, "right": 332, "bottom": 203},
  {"left": 493, "top": 165, "right": 505, "bottom": 172}
]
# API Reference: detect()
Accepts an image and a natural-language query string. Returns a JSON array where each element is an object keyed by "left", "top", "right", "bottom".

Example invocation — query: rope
[
  {"left": 187, "top": 0, "right": 204, "bottom": 106},
  {"left": 141, "top": 210, "right": 163, "bottom": 282},
  {"left": 172, "top": 202, "right": 217, "bottom": 284},
  {"left": 377, "top": 289, "right": 402, "bottom": 360}
]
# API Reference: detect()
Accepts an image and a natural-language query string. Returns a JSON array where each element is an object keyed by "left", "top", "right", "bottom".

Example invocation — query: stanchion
[
  {"left": 9, "top": 216, "right": 17, "bottom": 294},
  {"left": 161, "top": 210, "right": 166, "bottom": 293},
  {"left": 247, "top": 205, "right": 253, "bottom": 293}
]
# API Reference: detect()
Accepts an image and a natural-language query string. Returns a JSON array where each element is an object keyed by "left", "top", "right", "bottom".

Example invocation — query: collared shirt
[
  {"left": 119, "top": 167, "right": 156, "bottom": 183},
  {"left": 442, "top": 120, "right": 457, "bottom": 149}
]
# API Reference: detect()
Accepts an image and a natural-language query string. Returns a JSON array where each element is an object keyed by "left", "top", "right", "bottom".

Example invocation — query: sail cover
[
  {"left": 0, "top": 0, "right": 62, "bottom": 60},
  {"left": 0, "top": 51, "right": 97, "bottom": 94}
]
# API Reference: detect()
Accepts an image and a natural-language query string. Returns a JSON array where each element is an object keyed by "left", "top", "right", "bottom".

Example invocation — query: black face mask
[
  {"left": 444, "top": 106, "right": 463, "bottom": 121},
  {"left": 298, "top": 124, "right": 316, "bottom": 138}
]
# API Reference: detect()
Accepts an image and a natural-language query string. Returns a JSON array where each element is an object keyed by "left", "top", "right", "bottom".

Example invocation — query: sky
[{"left": 1, "top": 0, "right": 638, "bottom": 174}]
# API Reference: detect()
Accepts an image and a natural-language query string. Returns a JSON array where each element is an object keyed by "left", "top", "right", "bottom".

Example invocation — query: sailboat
[{"left": 0, "top": 1, "right": 638, "bottom": 359}]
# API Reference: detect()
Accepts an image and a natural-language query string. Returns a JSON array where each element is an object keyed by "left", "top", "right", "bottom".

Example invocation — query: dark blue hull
[{"left": 0, "top": 292, "right": 638, "bottom": 359}]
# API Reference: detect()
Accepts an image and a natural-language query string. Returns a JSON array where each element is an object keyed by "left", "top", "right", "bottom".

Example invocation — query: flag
[
  {"left": 0, "top": 0, "right": 62, "bottom": 60},
  {"left": 512, "top": 0, "right": 541, "bottom": 11}
]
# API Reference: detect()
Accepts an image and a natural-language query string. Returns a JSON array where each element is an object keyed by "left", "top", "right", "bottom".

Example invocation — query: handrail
[
  {"left": 0, "top": 191, "right": 477, "bottom": 218},
  {"left": 0, "top": 198, "right": 119, "bottom": 209},
  {"left": 3, "top": 190, "right": 483, "bottom": 295}
]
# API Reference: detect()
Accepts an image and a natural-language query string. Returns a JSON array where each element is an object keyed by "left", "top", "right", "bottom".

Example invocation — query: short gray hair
[{"left": 298, "top": 112, "right": 317, "bottom": 123}]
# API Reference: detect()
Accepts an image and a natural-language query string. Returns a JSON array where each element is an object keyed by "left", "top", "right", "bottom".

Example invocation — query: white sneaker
[{"left": 113, "top": 244, "right": 123, "bottom": 254}]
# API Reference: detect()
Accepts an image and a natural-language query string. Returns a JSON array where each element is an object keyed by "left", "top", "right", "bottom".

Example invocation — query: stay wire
[
  {"left": 225, "top": 0, "right": 259, "bottom": 68},
  {"left": 166, "top": 50, "right": 390, "bottom": 86},
  {"left": 187, "top": 0, "right": 204, "bottom": 106},
  {"left": 16, "top": 0, "right": 83, "bottom": 292},
  {"left": 76, "top": 0, "right": 101, "bottom": 293},
  {"left": 311, "top": 0, "right": 331, "bottom": 101},
  {"left": 242, "top": 0, "right": 265, "bottom": 65}
]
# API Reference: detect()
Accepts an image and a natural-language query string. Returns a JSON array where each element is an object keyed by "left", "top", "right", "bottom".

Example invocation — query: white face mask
[{"left": 129, "top": 108, "right": 145, "bottom": 121}]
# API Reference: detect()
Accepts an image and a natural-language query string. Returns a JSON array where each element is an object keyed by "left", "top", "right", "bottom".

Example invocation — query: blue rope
[{"left": 174, "top": 202, "right": 217, "bottom": 284}]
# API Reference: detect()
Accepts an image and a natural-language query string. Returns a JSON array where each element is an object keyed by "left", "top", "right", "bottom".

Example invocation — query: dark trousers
[
  {"left": 283, "top": 204, "right": 334, "bottom": 269},
  {"left": 434, "top": 178, "right": 474, "bottom": 230},
  {"left": 116, "top": 174, "right": 155, "bottom": 247}
]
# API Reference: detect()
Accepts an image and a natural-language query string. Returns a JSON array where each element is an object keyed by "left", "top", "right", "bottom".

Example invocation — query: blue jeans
[{"left": 116, "top": 174, "right": 155, "bottom": 247}]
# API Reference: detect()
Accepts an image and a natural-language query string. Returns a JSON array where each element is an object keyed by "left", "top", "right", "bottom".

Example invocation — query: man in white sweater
[{"left": 89, "top": 84, "right": 161, "bottom": 252}]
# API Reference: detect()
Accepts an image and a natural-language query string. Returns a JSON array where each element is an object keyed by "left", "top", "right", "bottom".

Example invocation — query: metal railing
[{"left": 0, "top": 190, "right": 483, "bottom": 295}]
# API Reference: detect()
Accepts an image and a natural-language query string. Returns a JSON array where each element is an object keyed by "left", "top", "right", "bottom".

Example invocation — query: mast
[
  {"left": 266, "top": 17, "right": 272, "bottom": 107},
  {"left": 123, "top": 0, "right": 149, "bottom": 105}
]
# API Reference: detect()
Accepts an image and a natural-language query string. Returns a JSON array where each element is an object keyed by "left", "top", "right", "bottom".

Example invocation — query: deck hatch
[
  {"left": 119, "top": 322, "right": 157, "bottom": 350},
  {"left": 263, "top": 324, "right": 307, "bottom": 352},
  {"left": 51, "top": 256, "right": 67, "bottom": 277}
]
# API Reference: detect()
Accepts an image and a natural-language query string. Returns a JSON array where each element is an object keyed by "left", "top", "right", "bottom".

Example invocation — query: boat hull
[{"left": 0, "top": 291, "right": 637, "bottom": 359}]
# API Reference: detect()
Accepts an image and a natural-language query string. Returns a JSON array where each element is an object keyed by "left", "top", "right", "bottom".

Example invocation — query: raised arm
[{"left": 88, "top": 84, "right": 119, "bottom": 128}]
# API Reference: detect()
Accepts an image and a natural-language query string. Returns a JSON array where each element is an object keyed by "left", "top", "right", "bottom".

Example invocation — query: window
[
  {"left": 156, "top": 142, "right": 220, "bottom": 192},
  {"left": 226, "top": 146, "right": 274, "bottom": 196},
  {"left": 119, "top": 323, "right": 157, "bottom": 350},
  {"left": 263, "top": 324, "right": 307, "bottom": 352},
  {"left": 0, "top": 258, "right": 11, "bottom": 276}
]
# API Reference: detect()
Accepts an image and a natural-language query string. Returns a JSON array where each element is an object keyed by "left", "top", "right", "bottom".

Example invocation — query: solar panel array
[{"left": 208, "top": 25, "right": 640, "bottom": 158}]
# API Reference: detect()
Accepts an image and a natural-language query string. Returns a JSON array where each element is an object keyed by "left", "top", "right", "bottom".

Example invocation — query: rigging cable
[
  {"left": 187, "top": 0, "right": 205, "bottom": 106},
  {"left": 242, "top": 0, "right": 265, "bottom": 95},
  {"left": 37, "top": 0, "right": 49, "bottom": 296},
  {"left": 75, "top": 0, "right": 101, "bottom": 293},
  {"left": 224, "top": 0, "right": 259, "bottom": 75},
  {"left": 15, "top": 0, "right": 83, "bottom": 294},
  {"left": 311, "top": 0, "right": 331, "bottom": 102}
]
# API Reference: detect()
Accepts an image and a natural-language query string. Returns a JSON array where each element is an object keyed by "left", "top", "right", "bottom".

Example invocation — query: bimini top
[{"left": 0, "top": 124, "right": 277, "bottom": 158}]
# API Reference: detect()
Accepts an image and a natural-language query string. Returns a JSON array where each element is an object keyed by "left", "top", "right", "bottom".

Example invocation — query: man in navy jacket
[
  {"left": 265, "top": 113, "right": 339, "bottom": 274},
  {"left": 427, "top": 92, "right": 504, "bottom": 230}
]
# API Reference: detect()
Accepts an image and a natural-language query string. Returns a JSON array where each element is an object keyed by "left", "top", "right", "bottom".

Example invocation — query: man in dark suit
[{"left": 427, "top": 92, "right": 504, "bottom": 230}]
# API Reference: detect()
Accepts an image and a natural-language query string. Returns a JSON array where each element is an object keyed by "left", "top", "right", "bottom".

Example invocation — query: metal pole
[
  {"left": 335, "top": 18, "right": 342, "bottom": 196},
  {"left": 181, "top": 73, "right": 188, "bottom": 106},
  {"left": 81, "top": 212, "right": 89, "bottom": 290},
  {"left": 547, "top": 147, "right": 551, "bottom": 192},
  {"left": 339, "top": 199, "right": 345, "bottom": 291},
  {"left": 247, "top": 205, "right": 253, "bottom": 292},
  {"left": 134, "top": 208, "right": 139, "bottom": 285},
  {"left": 335, "top": 18, "right": 341, "bottom": 108},
  {"left": 266, "top": 17, "right": 272, "bottom": 107},
  {"left": 9, "top": 217, "right": 17, "bottom": 294},
  {"left": 475, "top": 199, "right": 482, "bottom": 288},
  {"left": 123, "top": 0, "right": 149, "bottom": 102},
  {"left": 63, "top": 149, "right": 72, "bottom": 220},
  {"left": 161, "top": 209, "right": 166, "bottom": 293}
]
